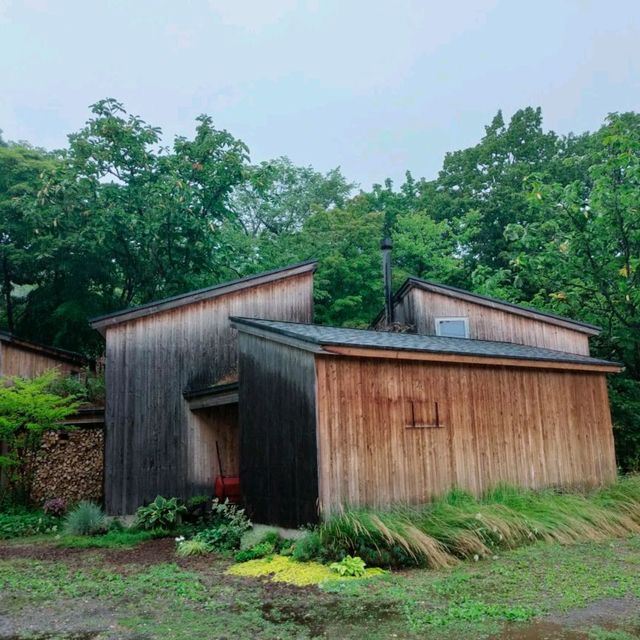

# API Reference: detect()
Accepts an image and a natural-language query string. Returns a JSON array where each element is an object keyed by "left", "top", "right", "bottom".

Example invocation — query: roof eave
[
  {"left": 89, "top": 260, "right": 317, "bottom": 333},
  {"left": 0, "top": 331, "right": 88, "bottom": 366}
]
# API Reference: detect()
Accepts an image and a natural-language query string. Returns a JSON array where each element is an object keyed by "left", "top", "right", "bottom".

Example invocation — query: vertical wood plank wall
[
  {"left": 315, "top": 355, "right": 617, "bottom": 514},
  {"left": 104, "top": 273, "right": 314, "bottom": 514},
  {"left": 0, "top": 343, "right": 82, "bottom": 377},
  {"left": 238, "top": 333, "right": 319, "bottom": 527},
  {"left": 395, "top": 289, "right": 591, "bottom": 355}
]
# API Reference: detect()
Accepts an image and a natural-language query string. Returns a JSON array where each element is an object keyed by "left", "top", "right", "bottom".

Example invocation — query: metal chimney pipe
[{"left": 381, "top": 236, "right": 394, "bottom": 326}]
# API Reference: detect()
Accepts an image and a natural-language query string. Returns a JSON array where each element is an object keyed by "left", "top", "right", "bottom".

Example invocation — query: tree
[
  {"left": 432, "top": 108, "right": 561, "bottom": 283},
  {"left": 3, "top": 99, "right": 250, "bottom": 353},
  {"left": 0, "top": 142, "right": 57, "bottom": 333},
  {"left": 491, "top": 113, "right": 640, "bottom": 470},
  {"left": 230, "top": 156, "right": 354, "bottom": 237},
  {"left": 0, "top": 371, "right": 79, "bottom": 503}
]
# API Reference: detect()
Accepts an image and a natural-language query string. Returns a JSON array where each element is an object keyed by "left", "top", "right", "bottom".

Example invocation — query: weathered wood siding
[
  {"left": 395, "top": 288, "right": 590, "bottom": 355},
  {"left": 104, "top": 272, "right": 314, "bottom": 514},
  {"left": 0, "top": 342, "right": 82, "bottom": 378},
  {"left": 238, "top": 333, "right": 319, "bottom": 527},
  {"left": 315, "top": 355, "right": 616, "bottom": 514}
]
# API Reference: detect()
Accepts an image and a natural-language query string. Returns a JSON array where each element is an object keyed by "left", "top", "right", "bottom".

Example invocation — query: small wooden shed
[
  {"left": 90, "top": 261, "right": 316, "bottom": 514},
  {"left": 0, "top": 330, "right": 86, "bottom": 378},
  {"left": 231, "top": 318, "right": 621, "bottom": 528}
]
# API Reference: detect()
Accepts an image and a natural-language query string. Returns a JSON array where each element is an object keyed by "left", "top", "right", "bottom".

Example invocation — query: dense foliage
[
  {"left": 1, "top": 104, "right": 638, "bottom": 468},
  {"left": 0, "top": 371, "right": 79, "bottom": 502},
  {"left": 0, "top": 508, "right": 60, "bottom": 539}
]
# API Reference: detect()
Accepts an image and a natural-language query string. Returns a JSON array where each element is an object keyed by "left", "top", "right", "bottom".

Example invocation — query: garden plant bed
[{"left": 1, "top": 535, "right": 639, "bottom": 639}]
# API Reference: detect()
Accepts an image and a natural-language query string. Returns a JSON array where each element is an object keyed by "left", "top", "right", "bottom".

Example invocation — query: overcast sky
[{"left": 1, "top": 0, "right": 639, "bottom": 189}]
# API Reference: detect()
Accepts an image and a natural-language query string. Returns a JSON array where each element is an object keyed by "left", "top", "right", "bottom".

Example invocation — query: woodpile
[{"left": 31, "top": 427, "right": 104, "bottom": 505}]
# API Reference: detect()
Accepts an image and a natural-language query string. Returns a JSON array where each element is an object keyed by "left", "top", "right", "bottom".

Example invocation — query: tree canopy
[{"left": 1, "top": 101, "right": 639, "bottom": 469}]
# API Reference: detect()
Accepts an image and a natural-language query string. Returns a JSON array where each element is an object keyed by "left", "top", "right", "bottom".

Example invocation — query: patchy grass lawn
[{"left": 1, "top": 536, "right": 639, "bottom": 639}]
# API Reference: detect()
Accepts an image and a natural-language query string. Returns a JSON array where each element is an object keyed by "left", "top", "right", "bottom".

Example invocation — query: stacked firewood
[{"left": 31, "top": 428, "right": 104, "bottom": 505}]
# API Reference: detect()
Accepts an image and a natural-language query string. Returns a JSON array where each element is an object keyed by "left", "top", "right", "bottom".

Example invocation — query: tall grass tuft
[
  {"left": 313, "top": 476, "right": 640, "bottom": 569},
  {"left": 63, "top": 501, "right": 107, "bottom": 536}
]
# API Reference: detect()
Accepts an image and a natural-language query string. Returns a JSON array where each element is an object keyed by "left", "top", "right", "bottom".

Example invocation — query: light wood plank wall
[
  {"left": 104, "top": 273, "right": 314, "bottom": 514},
  {"left": 314, "top": 354, "right": 616, "bottom": 514},
  {"left": 395, "top": 288, "right": 591, "bottom": 355},
  {"left": 0, "top": 343, "right": 82, "bottom": 378}
]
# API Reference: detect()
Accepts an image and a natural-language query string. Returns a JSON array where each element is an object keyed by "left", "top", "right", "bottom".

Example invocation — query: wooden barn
[
  {"left": 231, "top": 317, "right": 621, "bottom": 528},
  {"left": 0, "top": 330, "right": 86, "bottom": 378},
  {"left": 89, "top": 261, "right": 316, "bottom": 515}
]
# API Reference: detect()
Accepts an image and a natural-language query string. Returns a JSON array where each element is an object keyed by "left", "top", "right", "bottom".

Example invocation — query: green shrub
[
  {"left": 0, "top": 371, "right": 79, "bottom": 502},
  {"left": 234, "top": 540, "right": 275, "bottom": 562},
  {"left": 195, "top": 524, "right": 244, "bottom": 552},
  {"left": 0, "top": 511, "right": 59, "bottom": 539},
  {"left": 291, "top": 530, "right": 323, "bottom": 562},
  {"left": 183, "top": 495, "right": 212, "bottom": 526},
  {"left": 176, "top": 538, "right": 211, "bottom": 557},
  {"left": 208, "top": 498, "right": 250, "bottom": 529},
  {"left": 108, "top": 517, "right": 125, "bottom": 532},
  {"left": 63, "top": 501, "right": 106, "bottom": 536},
  {"left": 330, "top": 555, "right": 366, "bottom": 577},
  {"left": 193, "top": 499, "right": 251, "bottom": 552},
  {"left": 135, "top": 496, "right": 187, "bottom": 531}
]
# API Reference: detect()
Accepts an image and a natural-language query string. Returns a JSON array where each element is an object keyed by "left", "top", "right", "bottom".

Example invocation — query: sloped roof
[
  {"left": 89, "top": 260, "right": 317, "bottom": 332},
  {"left": 373, "top": 277, "right": 601, "bottom": 335},
  {"left": 0, "top": 330, "right": 87, "bottom": 366},
  {"left": 230, "top": 318, "right": 621, "bottom": 371}
]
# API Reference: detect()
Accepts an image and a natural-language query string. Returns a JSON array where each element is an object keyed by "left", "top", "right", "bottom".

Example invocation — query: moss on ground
[{"left": 226, "top": 554, "right": 386, "bottom": 586}]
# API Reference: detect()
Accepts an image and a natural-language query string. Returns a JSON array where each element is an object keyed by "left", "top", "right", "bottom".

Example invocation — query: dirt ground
[{"left": 1, "top": 537, "right": 639, "bottom": 639}]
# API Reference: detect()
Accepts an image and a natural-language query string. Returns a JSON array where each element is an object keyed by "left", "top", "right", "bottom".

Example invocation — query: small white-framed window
[{"left": 435, "top": 317, "right": 469, "bottom": 339}]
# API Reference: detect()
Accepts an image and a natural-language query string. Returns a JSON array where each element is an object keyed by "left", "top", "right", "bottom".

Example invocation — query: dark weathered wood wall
[
  {"left": 315, "top": 355, "right": 617, "bottom": 514},
  {"left": 0, "top": 342, "right": 82, "bottom": 378},
  {"left": 392, "top": 288, "right": 591, "bottom": 355},
  {"left": 238, "top": 332, "right": 319, "bottom": 527},
  {"left": 104, "top": 272, "right": 314, "bottom": 514}
]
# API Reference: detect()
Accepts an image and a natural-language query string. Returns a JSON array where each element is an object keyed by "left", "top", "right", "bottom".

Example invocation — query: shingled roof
[{"left": 230, "top": 318, "right": 621, "bottom": 371}]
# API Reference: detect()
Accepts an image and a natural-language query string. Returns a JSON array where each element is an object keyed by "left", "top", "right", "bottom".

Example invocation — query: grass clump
[
  {"left": 176, "top": 539, "right": 211, "bottom": 557},
  {"left": 58, "top": 528, "right": 165, "bottom": 549},
  {"left": 63, "top": 501, "right": 107, "bottom": 536},
  {"left": 308, "top": 476, "right": 640, "bottom": 569}
]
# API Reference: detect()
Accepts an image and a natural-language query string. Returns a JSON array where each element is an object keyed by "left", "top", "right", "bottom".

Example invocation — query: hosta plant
[
  {"left": 330, "top": 555, "right": 367, "bottom": 577},
  {"left": 135, "top": 496, "right": 187, "bottom": 531}
]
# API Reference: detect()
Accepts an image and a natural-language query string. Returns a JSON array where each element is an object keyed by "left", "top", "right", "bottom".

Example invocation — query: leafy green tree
[
  {"left": 230, "top": 156, "right": 354, "bottom": 237},
  {"left": 0, "top": 142, "right": 57, "bottom": 333},
  {"left": 4, "top": 99, "right": 250, "bottom": 353},
  {"left": 432, "top": 108, "right": 561, "bottom": 281},
  {"left": 0, "top": 371, "right": 79, "bottom": 502},
  {"left": 492, "top": 113, "right": 640, "bottom": 470}
]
